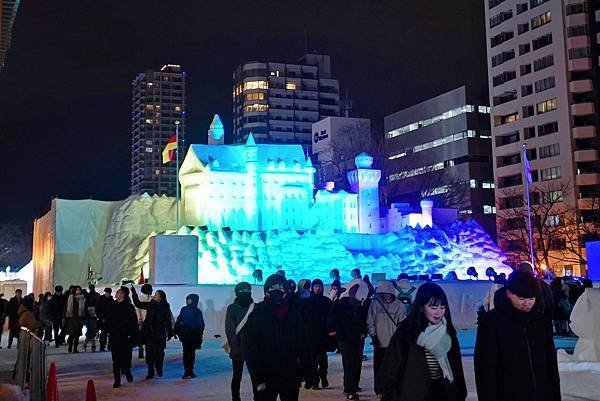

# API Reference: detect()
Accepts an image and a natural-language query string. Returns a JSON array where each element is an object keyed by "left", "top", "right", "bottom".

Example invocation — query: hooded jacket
[
  {"left": 327, "top": 283, "right": 370, "bottom": 344},
  {"left": 301, "top": 281, "right": 333, "bottom": 352},
  {"left": 367, "top": 291, "right": 407, "bottom": 348},
  {"left": 174, "top": 294, "right": 205, "bottom": 343},
  {"left": 131, "top": 288, "right": 173, "bottom": 346},
  {"left": 475, "top": 291, "right": 561, "bottom": 401}
]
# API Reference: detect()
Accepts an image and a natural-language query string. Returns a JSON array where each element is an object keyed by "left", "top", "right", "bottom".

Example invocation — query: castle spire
[{"left": 208, "top": 114, "right": 225, "bottom": 145}]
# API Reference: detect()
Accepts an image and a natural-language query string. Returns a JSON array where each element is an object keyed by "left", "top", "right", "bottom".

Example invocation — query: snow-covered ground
[{"left": 0, "top": 331, "right": 597, "bottom": 401}]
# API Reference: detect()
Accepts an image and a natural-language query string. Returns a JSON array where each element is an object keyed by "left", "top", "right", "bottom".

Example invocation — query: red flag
[{"left": 139, "top": 267, "right": 145, "bottom": 284}]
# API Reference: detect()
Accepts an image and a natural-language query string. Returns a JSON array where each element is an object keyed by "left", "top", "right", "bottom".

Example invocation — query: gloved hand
[
  {"left": 371, "top": 335, "right": 380, "bottom": 348},
  {"left": 256, "top": 383, "right": 267, "bottom": 392}
]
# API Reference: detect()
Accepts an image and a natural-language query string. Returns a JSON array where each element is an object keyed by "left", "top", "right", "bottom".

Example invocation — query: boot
[
  {"left": 146, "top": 364, "right": 155, "bottom": 380},
  {"left": 321, "top": 377, "right": 329, "bottom": 388},
  {"left": 113, "top": 366, "right": 121, "bottom": 388},
  {"left": 68, "top": 341, "right": 73, "bottom": 353},
  {"left": 124, "top": 369, "right": 133, "bottom": 383},
  {"left": 156, "top": 363, "right": 163, "bottom": 377}
]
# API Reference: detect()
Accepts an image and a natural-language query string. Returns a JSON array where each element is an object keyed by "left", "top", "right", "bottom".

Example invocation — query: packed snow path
[{"left": 0, "top": 331, "right": 597, "bottom": 401}]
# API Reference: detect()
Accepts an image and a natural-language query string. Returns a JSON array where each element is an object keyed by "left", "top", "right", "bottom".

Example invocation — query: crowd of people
[{"left": 0, "top": 263, "right": 591, "bottom": 400}]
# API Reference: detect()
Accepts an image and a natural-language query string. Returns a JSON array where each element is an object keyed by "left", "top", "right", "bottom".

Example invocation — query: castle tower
[
  {"left": 347, "top": 152, "right": 381, "bottom": 234},
  {"left": 208, "top": 114, "right": 225, "bottom": 145}
]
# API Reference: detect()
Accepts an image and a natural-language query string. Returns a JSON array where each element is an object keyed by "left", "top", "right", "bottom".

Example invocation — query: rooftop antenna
[{"left": 341, "top": 88, "right": 353, "bottom": 117}]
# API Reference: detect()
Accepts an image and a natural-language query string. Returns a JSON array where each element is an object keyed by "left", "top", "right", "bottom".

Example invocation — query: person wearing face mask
[
  {"left": 375, "top": 282, "right": 466, "bottom": 401},
  {"left": 328, "top": 279, "right": 344, "bottom": 302},
  {"left": 367, "top": 280, "right": 407, "bottom": 397},
  {"left": 174, "top": 293, "right": 205, "bottom": 379},
  {"left": 225, "top": 282, "right": 255, "bottom": 401},
  {"left": 475, "top": 271, "right": 561, "bottom": 401},
  {"left": 301, "top": 279, "right": 333, "bottom": 390},
  {"left": 327, "top": 279, "right": 371, "bottom": 400},
  {"left": 131, "top": 286, "right": 173, "bottom": 379},
  {"left": 64, "top": 286, "right": 86, "bottom": 353},
  {"left": 243, "top": 274, "right": 314, "bottom": 401}
]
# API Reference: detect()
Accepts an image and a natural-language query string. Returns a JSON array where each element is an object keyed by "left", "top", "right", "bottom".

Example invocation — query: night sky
[{"left": 0, "top": 0, "right": 488, "bottom": 225}]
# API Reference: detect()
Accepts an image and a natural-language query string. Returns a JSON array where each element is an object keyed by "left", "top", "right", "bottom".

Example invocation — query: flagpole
[
  {"left": 175, "top": 120, "right": 180, "bottom": 232},
  {"left": 523, "top": 143, "right": 535, "bottom": 266}
]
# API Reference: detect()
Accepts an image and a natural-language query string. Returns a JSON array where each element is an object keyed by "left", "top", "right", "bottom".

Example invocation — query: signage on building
[{"left": 313, "top": 130, "right": 329, "bottom": 143}]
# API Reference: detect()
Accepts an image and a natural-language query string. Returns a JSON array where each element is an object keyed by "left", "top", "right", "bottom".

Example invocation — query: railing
[{"left": 14, "top": 328, "right": 47, "bottom": 401}]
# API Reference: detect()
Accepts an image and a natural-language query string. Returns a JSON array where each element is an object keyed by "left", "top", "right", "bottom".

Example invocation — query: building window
[
  {"left": 531, "top": 11, "right": 551, "bottom": 30},
  {"left": 519, "top": 43, "right": 531, "bottom": 55},
  {"left": 492, "top": 50, "right": 515, "bottom": 67},
  {"left": 495, "top": 112, "right": 519, "bottom": 126},
  {"left": 534, "top": 76, "right": 555, "bottom": 93},
  {"left": 484, "top": 205, "right": 497, "bottom": 214},
  {"left": 245, "top": 104, "right": 268, "bottom": 112},
  {"left": 145, "top": 140, "right": 153, "bottom": 145},
  {"left": 517, "top": 3, "right": 528, "bottom": 13},
  {"left": 243, "top": 80, "right": 268, "bottom": 91},
  {"left": 285, "top": 82, "right": 297, "bottom": 90},
  {"left": 522, "top": 105, "right": 535, "bottom": 118},
  {"left": 566, "top": 2, "right": 587, "bottom": 16},
  {"left": 541, "top": 166, "right": 561, "bottom": 181},
  {"left": 518, "top": 23, "right": 530, "bottom": 34},
  {"left": 145, "top": 147, "right": 153, "bottom": 153},
  {"left": 490, "top": 11, "right": 513, "bottom": 28},
  {"left": 386, "top": 105, "right": 476, "bottom": 138},
  {"left": 482, "top": 181, "right": 495, "bottom": 189},
  {"left": 538, "top": 121, "right": 558, "bottom": 136},
  {"left": 491, "top": 31, "right": 515, "bottom": 48},
  {"left": 521, "top": 85, "right": 533, "bottom": 96},
  {"left": 174, "top": 106, "right": 182, "bottom": 112},
  {"left": 545, "top": 215, "right": 560, "bottom": 227},
  {"left": 145, "top": 119, "right": 153, "bottom": 124},
  {"left": 532, "top": 33, "right": 553, "bottom": 51},
  {"left": 489, "top": 0, "right": 506, "bottom": 9},
  {"left": 567, "top": 25, "right": 588, "bottom": 37},
  {"left": 245, "top": 92, "right": 265, "bottom": 101},
  {"left": 493, "top": 70, "right": 517, "bottom": 87},
  {"left": 541, "top": 190, "right": 563, "bottom": 203},
  {"left": 470, "top": 179, "right": 478, "bottom": 189},
  {"left": 539, "top": 143, "right": 560, "bottom": 159},
  {"left": 524, "top": 126, "right": 536, "bottom": 139},
  {"left": 520, "top": 64, "right": 532, "bottom": 76},
  {"left": 536, "top": 98, "right": 556, "bottom": 114},
  {"left": 530, "top": 0, "right": 549, "bottom": 8},
  {"left": 533, "top": 54, "right": 554, "bottom": 71},
  {"left": 568, "top": 47, "right": 591, "bottom": 60}
]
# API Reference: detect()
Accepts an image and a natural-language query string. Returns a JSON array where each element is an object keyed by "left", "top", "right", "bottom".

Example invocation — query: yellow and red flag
[{"left": 162, "top": 135, "right": 177, "bottom": 164}]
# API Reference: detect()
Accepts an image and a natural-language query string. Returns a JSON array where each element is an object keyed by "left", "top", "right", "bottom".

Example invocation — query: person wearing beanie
[
  {"left": 225, "top": 282, "right": 254, "bottom": 401},
  {"left": 367, "top": 280, "right": 407, "bottom": 397},
  {"left": 174, "top": 293, "right": 205, "bottom": 379},
  {"left": 134, "top": 283, "right": 153, "bottom": 360},
  {"left": 475, "top": 271, "right": 560, "bottom": 401},
  {"left": 301, "top": 278, "right": 333, "bottom": 390},
  {"left": 106, "top": 286, "right": 139, "bottom": 388},
  {"left": 327, "top": 279, "right": 371, "bottom": 400},
  {"left": 243, "top": 274, "right": 315, "bottom": 401}
]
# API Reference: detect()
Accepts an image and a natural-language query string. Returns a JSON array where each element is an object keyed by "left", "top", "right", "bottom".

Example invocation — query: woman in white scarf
[
  {"left": 64, "top": 286, "right": 86, "bottom": 353},
  {"left": 375, "top": 282, "right": 467, "bottom": 401}
]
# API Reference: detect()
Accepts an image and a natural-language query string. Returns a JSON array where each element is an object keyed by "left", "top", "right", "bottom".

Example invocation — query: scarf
[
  {"left": 416, "top": 318, "right": 454, "bottom": 382},
  {"left": 65, "top": 294, "right": 85, "bottom": 318}
]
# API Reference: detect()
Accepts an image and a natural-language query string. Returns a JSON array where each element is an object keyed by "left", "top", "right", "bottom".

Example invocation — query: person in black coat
[
  {"left": 327, "top": 279, "right": 371, "bottom": 400},
  {"left": 48, "top": 285, "right": 67, "bottom": 348},
  {"left": 174, "top": 293, "right": 205, "bottom": 379},
  {"left": 301, "top": 278, "right": 333, "bottom": 390},
  {"left": 106, "top": 286, "right": 139, "bottom": 388},
  {"left": 243, "top": 274, "right": 314, "bottom": 401},
  {"left": 0, "top": 293, "right": 7, "bottom": 348},
  {"left": 96, "top": 288, "right": 114, "bottom": 351},
  {"left": 475, "top": 271, "right": 561, "bottom": 401},
  {"left": 131, "top": 286, "right": 173, "bottom": 379},
  {"left": 6, "top": 289, "right": 23, "bottom": 349}
]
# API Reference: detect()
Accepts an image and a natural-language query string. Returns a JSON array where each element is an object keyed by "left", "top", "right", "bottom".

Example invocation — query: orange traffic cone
[
  {"left": 85, "top": 380, "right": 97, "bottom": 401},
  {"left": 46, "top": 362, "right": 59, "bottom": 401}
]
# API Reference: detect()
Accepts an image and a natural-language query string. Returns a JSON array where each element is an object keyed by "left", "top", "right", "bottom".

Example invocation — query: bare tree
[
  {"left": 557, "top": 194, "right": 600, "bottom": 268},
  {"left": 0, "top": 223, "right": 32, "bottom": 270}
]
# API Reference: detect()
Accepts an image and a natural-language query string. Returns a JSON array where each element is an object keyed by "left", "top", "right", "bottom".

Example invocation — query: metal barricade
[{"left": 14, "top": 328, "right": 47, "bottom": 401}]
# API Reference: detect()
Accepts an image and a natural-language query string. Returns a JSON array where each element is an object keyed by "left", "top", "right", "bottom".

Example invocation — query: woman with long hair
[
  {"left": 375, "top": 282, "right": 466, "bottom": 401},
  {"left": 64, "top": 286, "right": 86, "bottom": 353}
]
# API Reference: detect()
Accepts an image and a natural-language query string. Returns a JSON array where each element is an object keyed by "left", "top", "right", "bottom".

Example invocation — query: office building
[
  {"left": 311, "top": 116, "right": 371, "bottom": 190},
  {"left": 131, "top": 64, "right": 186, "bottom": 196},
  {"left": 384, "top": 86, "right": 497, "bottom": 237},
  {"left": 0, "top": 0, "right": 21, "bottom": 72},
  {"left": 485, "top": 0, "right": 600, "bottom": 275},
  {"left": 232, "top": 54, "right": 340, "bottom": 151}
]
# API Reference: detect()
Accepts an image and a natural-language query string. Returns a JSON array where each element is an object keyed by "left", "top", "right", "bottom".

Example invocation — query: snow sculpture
[{"left": 558, "top": 288, "right": 600, "bottom": 371}]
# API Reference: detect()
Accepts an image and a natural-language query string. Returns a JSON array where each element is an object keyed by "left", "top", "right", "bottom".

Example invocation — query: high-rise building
[
  {"left": 384, "top": 86, "right": 497, "bottom": 238},
  {"left": 131, "top": 64, "right": 186, "bottom": 196},
  {"left": 232, "top": 54, "right": 340, "bottom": 151},
  {"left": 485, "top": 0, "right": 600, "bottom": 275},
  {"left": 0, "top": 0, "right": 21, "bottom": 73}
]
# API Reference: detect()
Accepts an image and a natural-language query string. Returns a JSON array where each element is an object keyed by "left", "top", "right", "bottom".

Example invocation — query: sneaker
[
  {"left": 182, "top": 372, "right": 191, "bottom": 379},
  {"left": 344, "top": 393, "right": 359, "bottom": 400}
]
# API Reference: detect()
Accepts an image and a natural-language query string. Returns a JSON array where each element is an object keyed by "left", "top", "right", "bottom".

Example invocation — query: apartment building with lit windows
[
  {"left": 232, "top": 54, "right": 340, "bottom": 151},
  {"left": 384, "top": 86, "right": 497, "bottom": 238},
  {"left": 0, "top": 0, "right": 21, "bottom": 72},
  {"left": 131, "top": 64, "right": 186, "bottom": 196},
  {"left": 485, "top": 0, "right": 600, "bottom": 275}
]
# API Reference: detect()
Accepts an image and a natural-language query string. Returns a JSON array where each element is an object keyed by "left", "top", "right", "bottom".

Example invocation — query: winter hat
[
  {"left": 235, "top": 282, "right": 252, "bottom": 295},
  {"left": 186, "top": 293, "right": 199, "bottom": 307},
  {"left": 518, "top": 261, "right": 534, "bottom": 274},
  {"left": 341, "top": 279, "right": 370, "bottom": 302},
  {"left": 397, "top": 279, "right": 411, "bottom": 291},
  {"left": 376, "top": 280, "right": 396, "bottom": 295},
  {"left": 507, "top": 271, "right": 540, "bottom": 298},
  {"left": 264, "top": 274, "right": 287, "bottom": 293}
]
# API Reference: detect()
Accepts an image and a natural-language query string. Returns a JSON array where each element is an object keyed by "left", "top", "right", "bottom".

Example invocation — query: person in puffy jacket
[
  {"left": 376, "top": 282, "right": 466, "bottom": 401},
  {"left": 225, "top": 282, "right": 254, "bottom": 401},
  {"left": 174, "top": 293, "right": 205, "bottom": 379},
  {"left": 131, "top": 286, "right": 173, "bottom": 379},
  {"left": 368, "top": 280, "right": 407, "bottom": 396},
  {"left": 475, "top": 271, "right": 561, "bottom": 401}
]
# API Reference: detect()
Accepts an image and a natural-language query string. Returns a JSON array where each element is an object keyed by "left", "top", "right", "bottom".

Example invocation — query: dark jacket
[
  {"left": 0, "top": 298, "right": 7, "bottom": 319},
  {"left": 48, "top": 292, "right": 67, "bottom": 322},
  {"left": 174, "top": 294, "right": 205, "bottom": 345},
  {"left": 96, "top": 294, "right": 114, "bottom": 322},
  {"left": 301, "top": 292, "right": 333, "bottom": 352},
  {"left": 474, "top": 292, "right": 561, "bottom": 401},
  {"left": 106, "top": 300, "right": 139, "bottom": 346},
  {"left": 243, "top": 298, "right": 314, "bottom": 390},
  {"left": 225, "top": 298, "right": 252, "bottom": 360},
  {"left": 327, "top": 297, "right": 369, "bottom": 344},
  {"left": 375, "top": 322, "right": 467, "bottom": 401},
  {"left": 131, "top": 289, "right": 173, "bottom": 347},
  {"left": 6, "top": 296, "right": 21, "bottom": 326}
]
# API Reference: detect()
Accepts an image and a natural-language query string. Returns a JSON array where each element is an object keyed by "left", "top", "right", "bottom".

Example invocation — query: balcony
[
  {"left": 569, "top": 79, "right": 593, "bottom": 93},
  {"left": 573, "top": 125, "right": 597, "bottom": 139},
  {"left": 571, "top": 102, "right": 595, "bottom": 116},
  {"left": 574, "top": 149, "right": 599, "bottom": 162},
  {"left": 567, "top": 35, "right": 590, "bottom": 48},
  {"left": 576, "top": 173, "right": 600, "bottom": 186},
  {"left": 569, "top": 58, "right": 592, "bottom": 71}
]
